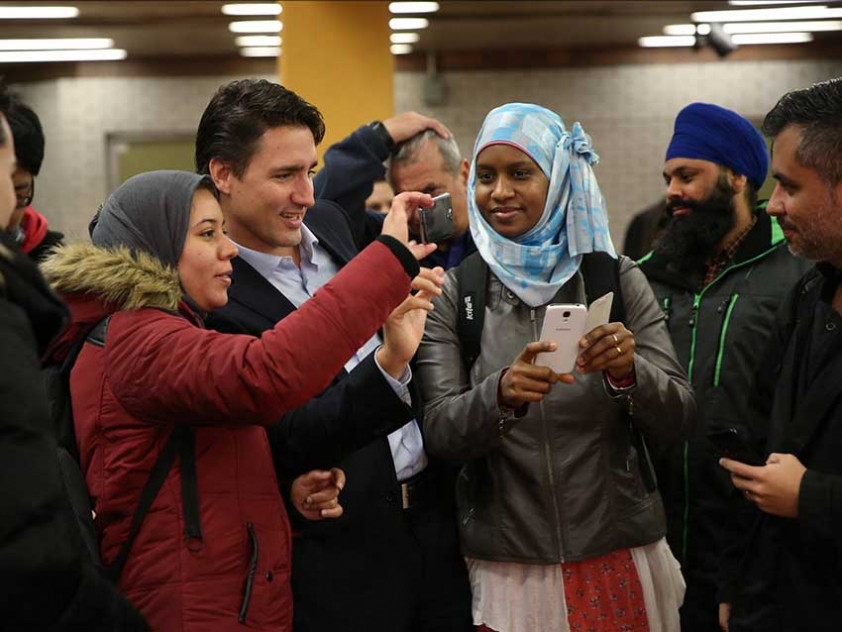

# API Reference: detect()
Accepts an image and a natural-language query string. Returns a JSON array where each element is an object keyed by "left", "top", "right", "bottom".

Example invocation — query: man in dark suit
[{"left": 197, "top": 79, "right": 472, "bottom": 632}]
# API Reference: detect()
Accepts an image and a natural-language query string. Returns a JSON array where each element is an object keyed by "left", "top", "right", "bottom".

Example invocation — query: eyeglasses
[{"left": 15, "top": 179, "right": 34, "bottom": 209}]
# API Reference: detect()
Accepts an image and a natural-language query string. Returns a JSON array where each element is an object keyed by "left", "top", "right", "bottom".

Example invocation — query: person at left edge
[{"left": 199, "top": 79, "right": 472, "bottom": 632}]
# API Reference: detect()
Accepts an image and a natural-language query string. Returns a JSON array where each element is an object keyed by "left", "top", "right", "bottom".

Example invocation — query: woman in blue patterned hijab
[
  {"left": 468, "top": 102, "right": 616, "bottom": 307},
  {"left": 417, "top": 102, "right": 692, "bottom": 632}
]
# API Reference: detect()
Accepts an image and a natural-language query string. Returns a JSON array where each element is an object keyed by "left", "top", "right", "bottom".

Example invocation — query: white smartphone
[
  {"left": 538, "top": 304, "right": 588, "bottom": 374},
  {"left": 584, "top": 291, "right": 614, "bottom": 334}
]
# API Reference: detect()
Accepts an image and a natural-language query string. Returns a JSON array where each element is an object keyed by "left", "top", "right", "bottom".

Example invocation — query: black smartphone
[
  {"left": 707, "top": 427, "right": 765, "bottom": 466},
  {"left": 419, "top": 192, "right": 456, "bottom": 244}
]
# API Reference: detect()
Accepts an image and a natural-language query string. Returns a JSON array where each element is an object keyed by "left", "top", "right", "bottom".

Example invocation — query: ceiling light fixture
[
  {"left": 638, "top": 35, "right": 698, "bottom": 47},
  {"left": 724, "top": 19, "right": 842, "bottom": 33},
  {"left": 666, "top": 20, "right": 842, "bottom": 35},
  {"left": 692, "top": 6, "right": 842, "bottom": 22},
  {"left": 222, "top": 3, "right": 282, "bottom": 16},
  {"left": 390, "top": 32, "right": 420, "bottom": 44},
  {"left": 235, "top": 35, "right": 282, "bottom": 47},
  {"left": 0, "top": 38, "right": 114, "bottom": 50},
  {"left": 239, "top": 46, "right": 281, "bottom": 57},
  {"left": 389, "top": 17, "right": 429, "bottom": 30},
  {"left": 228, "top": 20, "right": 282, "bottom": 33},
  {"left": 728, "top": 1, "right": 818, "bottom": 5},
  {"left": 390, "top": 43, "right": 414, "bottom": 55},
  {"left": 0, "top": 49, "right": 127, "bottom": 63},
  {"left": 0, "top": 6, "right": 80, "bottom": 19},
  {"left": 389, "top": 2, "right": 439, "bottom": 13},
  {"left": 731, "top": 32, "right": 814, "bottom": 44}
]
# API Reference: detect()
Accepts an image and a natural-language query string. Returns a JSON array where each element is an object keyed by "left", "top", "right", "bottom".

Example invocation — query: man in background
[
  {"left": 639, "top": 102, "right": 810, "bottom": 632},
  {"left": 365, "top": 178, "right": 394, "bottom": 214},
  {"left": 3, "top": 91, "right": 63, "bottom": 262}
]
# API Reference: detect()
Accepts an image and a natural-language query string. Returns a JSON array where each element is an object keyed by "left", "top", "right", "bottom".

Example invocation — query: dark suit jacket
[{"left": 205, "top": 199, "right": 437, "bottom": 628}]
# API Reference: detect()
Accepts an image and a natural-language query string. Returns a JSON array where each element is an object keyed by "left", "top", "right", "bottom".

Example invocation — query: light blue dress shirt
[{"left": 234, "top": 226, "right": 428, "bottom": 481}]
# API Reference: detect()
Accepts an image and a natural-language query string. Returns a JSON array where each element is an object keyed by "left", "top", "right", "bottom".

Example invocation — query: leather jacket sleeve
[{"left": 618, "top": 256, "right": 696, "bottom": 445}]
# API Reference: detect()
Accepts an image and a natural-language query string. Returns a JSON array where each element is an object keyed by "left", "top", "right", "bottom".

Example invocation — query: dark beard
[{"left": 654, "top": 179, "right": 737, "bottom": 278}]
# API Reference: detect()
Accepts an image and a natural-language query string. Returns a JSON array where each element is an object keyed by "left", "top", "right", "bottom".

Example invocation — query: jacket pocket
[{"left": 238, "top": 522, "right": 259, "bottom": 624}]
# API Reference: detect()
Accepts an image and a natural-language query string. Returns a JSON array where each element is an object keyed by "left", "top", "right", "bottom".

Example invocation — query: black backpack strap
[
  {"left": 580, "top": 252, "right": 626, "bottom": 324},
  {"left": 456, "top": 251, "right": 488, "bottom": 370},
  {"left": 581, "top": 254, "right": 657, "bottom": 492},
  {"left": 105, "top": 426, "right": 200, "bottom": 582}
]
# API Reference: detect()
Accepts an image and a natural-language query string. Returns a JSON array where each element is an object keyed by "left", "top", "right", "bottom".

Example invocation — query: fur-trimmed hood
[{"left": 41, "top": 242, "right": 182, "bottom": 312}]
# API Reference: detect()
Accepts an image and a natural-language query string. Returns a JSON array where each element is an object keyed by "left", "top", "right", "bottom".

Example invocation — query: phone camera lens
[{"left": 563, "top": 311, "right": 571, "bottom": 318}]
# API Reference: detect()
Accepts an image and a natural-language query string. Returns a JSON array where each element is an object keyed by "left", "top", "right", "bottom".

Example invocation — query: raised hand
[
  {"left": 382, "top": 111, "right": 451, "bottom": 145},
  {"left": 576, "top": 322, "right": 636, "bottom": 380},
  {"left": 498, "top": 341, "right": 575, "bottom": 409},
  {"left": 377, "top": 266, "right": 445, "bottom": 379},
  {"left": 382, "top": 191, "right": 438, "bottom": 261}
]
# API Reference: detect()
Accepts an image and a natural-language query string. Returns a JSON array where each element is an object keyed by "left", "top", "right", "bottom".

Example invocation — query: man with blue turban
[{"left": 639, "top": 102, "right": 811, "bottom": 632}]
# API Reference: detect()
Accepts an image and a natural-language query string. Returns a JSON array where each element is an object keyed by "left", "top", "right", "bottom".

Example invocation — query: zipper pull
[{"left": 689, "top": 294, "right": 701, "bottom": 328}]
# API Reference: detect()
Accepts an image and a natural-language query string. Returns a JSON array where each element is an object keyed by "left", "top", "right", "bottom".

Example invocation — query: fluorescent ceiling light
[
  {"left": 390, "top": 43, "right": 414, "bottom": 54},
  {"left": 235, "top": 35, "right": 281, "bottom": 47},
  {"left": 0, "top": 6, "right": 79, "bottom": 19},
  {"left": 725, "top": 19, "right": 842, "bottom": 32},
  {"left": 731, "top": 32, "right": 814, "bottom": 44},
  {"left": 389, "top": 2, "right": 439, "bottom": 13},
  {"left": 239, "top": 46, "right": 281, "bottom": 57},
  {"left": 228, "top": 20, "right": 282, "bottom": 33},
  {"left": 729, "top": 1, "right": 818, "bottom": 4},
  {"left": 389, "top": 17, "right": 429, "bottom": 30},
  {"left": 666, "top": 20, "right": 842, "bottom": 35},
  {"left": 0, "top": 49, "right": 127, "bottom": 63},
  {"left": 222, "top": 3, "right": 281, "bottom": 16},
  {"left": 390, "top": 32, "right": 420, "bottom": 44},
  {"left": 0, "top": 38, "right": 114, "bottom": 50},
  {"left": 638, "top": 35, "right": 697, "bottom": 47},
  {"left": 664, "top": 24, "right": 708, "bottom": 35},
  {"left": 692, "top": 6, "right": 842, "bottom": 22}
]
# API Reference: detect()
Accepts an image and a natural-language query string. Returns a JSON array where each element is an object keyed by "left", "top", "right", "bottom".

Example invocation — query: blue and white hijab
[{"left": 468, "top": 103, "right": 616, "bottom": 307}]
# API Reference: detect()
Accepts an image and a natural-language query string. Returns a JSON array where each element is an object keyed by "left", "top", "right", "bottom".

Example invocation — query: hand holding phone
[
  {"left": 708, "top": 427, "right": 765, "bottom": 466},
  {"left": 419, "top": 192, "right": 456, "bottom": 244}
]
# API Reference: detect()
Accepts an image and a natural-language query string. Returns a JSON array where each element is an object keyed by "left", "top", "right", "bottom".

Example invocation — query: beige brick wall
[{"left": 13, "top": 59, "right": 842, "bottom": 247}]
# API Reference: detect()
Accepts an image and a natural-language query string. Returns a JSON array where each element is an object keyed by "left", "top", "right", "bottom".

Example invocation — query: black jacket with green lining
[{"left": 639, "top": 205, "right": 811, "bottom": 628}]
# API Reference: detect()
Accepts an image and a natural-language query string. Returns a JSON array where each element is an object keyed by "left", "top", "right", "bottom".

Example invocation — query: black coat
[
  {"left": 730, "top": 264, "right": 842, "bottom": 632},
  {"left": 640, "top": 208, "right": 812, "bottom": 631},
  {"left": 0, "top": 234, "right": 147, "bottom": 631}
]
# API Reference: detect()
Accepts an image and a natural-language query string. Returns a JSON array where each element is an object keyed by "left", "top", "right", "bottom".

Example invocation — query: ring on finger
[
  {"left": 616, "top": 346, "right": 623, "bottom": 357},
  {"left": 612, "top": 333, "right": 619, "bottom": 345}
]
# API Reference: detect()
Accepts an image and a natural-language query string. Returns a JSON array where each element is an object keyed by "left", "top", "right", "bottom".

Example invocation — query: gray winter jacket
[{"left": 416, "top": 255, "right": 695, "bottom": 564}]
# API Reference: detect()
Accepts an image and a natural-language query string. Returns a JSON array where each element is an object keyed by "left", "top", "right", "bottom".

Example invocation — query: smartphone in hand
[
  {"left": 708, "top": 427, "right": 765, "bottom": 466},
  {"left": 419, "top": 192, "right": 456, "bottom": 244},
  {"left": 538, "top": 304, "right": 588, "bottom": 374}
]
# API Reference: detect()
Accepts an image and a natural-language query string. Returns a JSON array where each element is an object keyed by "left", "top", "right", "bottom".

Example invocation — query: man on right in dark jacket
[
  {"left": 638, "top": 102, "right": 811, "bottom": 632},
  {"left": 719, "top": 77, "right": 842, "bottom": 632}
]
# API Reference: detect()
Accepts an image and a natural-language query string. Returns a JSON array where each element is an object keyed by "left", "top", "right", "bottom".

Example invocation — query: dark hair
[
  {"left": 195, "top": 78, "right": 325, "bottom": 176},
  {"left": 762, "top": 78, "right": 842, "bottom": 186},
  {"left": 5, "top": 92, "right": 44, "bottom": 176}
]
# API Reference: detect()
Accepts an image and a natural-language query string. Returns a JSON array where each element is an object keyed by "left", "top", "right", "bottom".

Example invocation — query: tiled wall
[{"left": 14, "top": 58, "right": 842, "bottom": 247}]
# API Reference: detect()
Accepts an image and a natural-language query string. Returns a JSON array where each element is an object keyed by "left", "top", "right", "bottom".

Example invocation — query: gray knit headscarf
[{"left": 90, "top": 170, "right": 217, "bottom": 268}]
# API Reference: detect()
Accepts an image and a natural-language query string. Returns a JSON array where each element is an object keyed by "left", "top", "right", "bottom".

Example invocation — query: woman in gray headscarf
[{"left": 41, "top": 170, "right": 440, "bottom": 632}]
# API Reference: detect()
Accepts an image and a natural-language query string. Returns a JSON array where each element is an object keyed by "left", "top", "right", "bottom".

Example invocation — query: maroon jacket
[{"left": 42, "top": 237, "right": 417, "bottom": 632}]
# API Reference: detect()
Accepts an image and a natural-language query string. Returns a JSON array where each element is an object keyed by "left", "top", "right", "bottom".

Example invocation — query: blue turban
[{"left": 666, "top": 102, "right": 769, "bottom": 189}]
